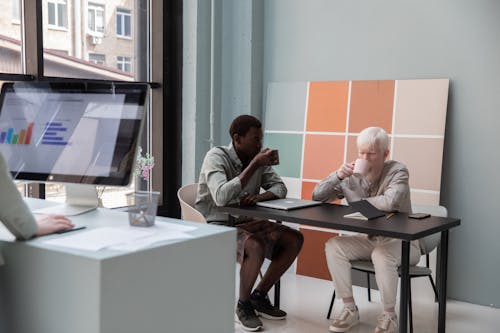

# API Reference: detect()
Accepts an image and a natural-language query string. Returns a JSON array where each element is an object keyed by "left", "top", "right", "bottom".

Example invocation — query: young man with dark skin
[{"left": 195, "top": 115, "right": 304, "bottom": 331}]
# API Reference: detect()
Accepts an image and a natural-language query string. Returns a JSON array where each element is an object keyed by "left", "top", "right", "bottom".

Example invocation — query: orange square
[
  {"left": 302, "top": 134, "right": 344, "bottom": 180},
  {"left": 306, "top": 81, "right": 349, "bottom": 132},
  {"left": 301, "top": 181, "right": 317, "bottom": 200},
  {"left": 345, "top": 135, "right": 359, "bottom": 164},
  {"left": 349, "top": 80, "right": 394, "bottom": 133},
  {"left": 297, "top": 228, "right": 338, "bottom": 281}
]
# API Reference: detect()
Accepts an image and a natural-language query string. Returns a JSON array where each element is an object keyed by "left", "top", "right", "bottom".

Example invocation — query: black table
[{"left": 221, "top": 203, "right": 460, "bottom": 333}]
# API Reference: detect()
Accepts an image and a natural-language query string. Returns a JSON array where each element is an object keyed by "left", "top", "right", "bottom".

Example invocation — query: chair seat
[{"left": 351, "top": 260, "right": 432, "bottom": 277}]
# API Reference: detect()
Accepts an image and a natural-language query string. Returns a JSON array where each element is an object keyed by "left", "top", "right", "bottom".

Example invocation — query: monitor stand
[{"left": 32, "top": 184, "right": 100, "bottom": 216}]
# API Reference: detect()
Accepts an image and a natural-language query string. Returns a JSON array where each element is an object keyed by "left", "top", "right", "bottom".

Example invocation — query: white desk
[{"left": 0, "top": 199, "right": 236, "bottom": 333}]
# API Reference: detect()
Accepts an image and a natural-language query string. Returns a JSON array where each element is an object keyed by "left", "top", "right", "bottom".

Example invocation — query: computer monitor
[{"left": 0, "top": 81, "right": 148, "bottom": 215}]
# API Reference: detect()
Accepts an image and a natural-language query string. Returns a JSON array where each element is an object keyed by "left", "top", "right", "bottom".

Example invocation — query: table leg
[
  {"left": 438, "top": 230, "right": 449, "bottom": 333},
  {"left": 274, "top": 220, "right": 282, "bottom": 308},
  {"left": 399, "top": 240, "right": 410, "bottom": 333}
]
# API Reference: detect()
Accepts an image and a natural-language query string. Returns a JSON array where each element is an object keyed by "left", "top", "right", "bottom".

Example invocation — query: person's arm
[
  {"left": 240, "top": 164, "right": 287, "bottom": 206},
  {"left": 0, "top": 155, "right": 73, "bottom": 239},
  {"left": 204, "top": 152, "right": 243, "bottom": 207},
  {"left": 365, "top": 168, "right": 410, "bottom": 212},
  {"left": 312, "top": 162, "right": 354, "bottom": 202}
]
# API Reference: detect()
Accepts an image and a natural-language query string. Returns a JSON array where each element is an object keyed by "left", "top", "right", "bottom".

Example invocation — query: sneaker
[
  {"left": 250, "top": 292, "right": 287, "bottom": 320},
  {"left": 373, "top": 312, "right": 398, "bottom": 333},
  {"left": 235, "top": 301, "right": 263, "bottom": 332},
  {"left": 329, "top": 306, "right": 360, "bottom": 332}
]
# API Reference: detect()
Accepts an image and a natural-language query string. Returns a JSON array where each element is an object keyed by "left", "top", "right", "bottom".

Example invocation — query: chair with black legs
[{"left": 326, "top": 205, "right": 447, "bottom": 333}]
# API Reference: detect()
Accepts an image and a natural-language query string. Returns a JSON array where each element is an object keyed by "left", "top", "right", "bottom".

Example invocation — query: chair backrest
[
  {"left": 177, "top": 183, "right": 207, "bottom": 223},
  {"left": 412, "top": 204, "right": 448, "bottom": 254}
]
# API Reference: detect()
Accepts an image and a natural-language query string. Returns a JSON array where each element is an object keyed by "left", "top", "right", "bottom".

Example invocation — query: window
[
  {"left": 88, "top": 3, "right": 105, "bottom": 34},
  {"left": 12, "top": 0, "right": 21, "bottom": 22},
  {"left": 116, "top": 8, "right": 132, "bottom": 38},
  {"left": 88, "top": 53, "right": 105, "bottom": 65},
  {"left": 48, "top": 0, "right": 68, "bottom": 28},
  {"left": 2, "top": 1, "right": 170, "bottom": 211},
  {"left": 117, "top": 56, "right": 132, "bottom": 72}
]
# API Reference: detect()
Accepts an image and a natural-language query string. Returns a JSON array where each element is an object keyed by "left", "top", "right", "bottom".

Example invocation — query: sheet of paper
[
  {"left": 43, "top": 227, "right": 155, "bottom": 251},
  {"left": 109, "top": 231, "right": 194, "bottom": 251},
  {"left": 155, "top": 221, "right": 197, "bottom": 232}
]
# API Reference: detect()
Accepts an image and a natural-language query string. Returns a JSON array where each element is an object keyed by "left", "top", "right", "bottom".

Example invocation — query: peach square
[
  {"left": 306, "top": 81, "right": 349, "bottom": 132},
  {"left": 349, "top": 80, "right": 395, "bottom": 133},
  {"left": 303, "top": 134, "right": 345, "bottom": 180},
  {"left": 393, "top": 79, "right": 449, "bottom": 135},
  {"left": 345, "top": 135, "right": 359, "bottom": 164},
  {"left": 392, "top": 137, "right": 444, "bottom": 191}
]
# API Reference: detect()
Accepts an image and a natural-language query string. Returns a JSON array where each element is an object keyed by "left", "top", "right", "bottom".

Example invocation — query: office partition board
[{"left": 264, "top": 79, "right": 449, "bottom": 280}]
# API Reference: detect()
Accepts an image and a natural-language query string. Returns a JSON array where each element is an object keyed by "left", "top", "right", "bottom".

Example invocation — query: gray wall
[{"left": 184, "top": 0, "right": 500, "bottom": 307}]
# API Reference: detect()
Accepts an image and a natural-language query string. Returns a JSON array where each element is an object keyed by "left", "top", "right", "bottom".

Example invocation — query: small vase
[{"left": 126, "top": 191, "right": 160, "bottom": 227}]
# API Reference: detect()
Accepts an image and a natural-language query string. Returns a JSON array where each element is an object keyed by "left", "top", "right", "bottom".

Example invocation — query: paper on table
[
  {"left": 43, "top": 227, "right": 155, "bottom": 251},
  {"left": 109, "top": 231, "right": 194, "bottom": 251},
  {"left": 155, "top": 221, "right": 197, "bottom": 232},
  {"left": 343, "top": 212, "right": 368, "bottom": 220}
]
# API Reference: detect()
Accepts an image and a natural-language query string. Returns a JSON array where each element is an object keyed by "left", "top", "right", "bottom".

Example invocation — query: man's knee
[
  {"left": 371, "top": 247, "right": 397, "bottom": 268},
  {"left": 325, "top": 236, "right": 342, "bottom": 257},
  {"left": 245, "top": 236, "right": 266, "bottom": 260},
  {"left": 280, "top": 228, "right": 304, "bottom": 254}
]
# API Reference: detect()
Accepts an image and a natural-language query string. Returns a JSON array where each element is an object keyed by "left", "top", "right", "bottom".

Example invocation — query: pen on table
[{"left": 386, "top": 212, "right": 395, "bottom": 220}]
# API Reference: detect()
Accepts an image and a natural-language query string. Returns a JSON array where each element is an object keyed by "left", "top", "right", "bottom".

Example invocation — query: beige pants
[{"left": 325, "top": 234, "right": 421, "bottom": 309}]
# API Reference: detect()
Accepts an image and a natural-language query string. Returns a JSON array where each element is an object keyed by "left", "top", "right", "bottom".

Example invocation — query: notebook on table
[
  {"left": 344, "top": 200, "right": 385, "bottom": 220},
  {"left": 256, "top": 198, "right": 321, "bottom": 211}
]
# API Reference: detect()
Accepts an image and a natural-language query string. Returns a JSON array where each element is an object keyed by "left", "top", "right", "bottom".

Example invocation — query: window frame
[
  {"left": 116, "top": 7, "right": 132, "bottom": 39},
  {"left": 88, "top": 52, "right": 106, "bottom": 65},
  {"left": 87, "top": 2, "right": 105, "bottom": 34},
  {"left": 47, "top": 0, "right": 68, "bottom": 29},
  {"left": 116, "top": 55, "right": 132, "bottom": 73}
]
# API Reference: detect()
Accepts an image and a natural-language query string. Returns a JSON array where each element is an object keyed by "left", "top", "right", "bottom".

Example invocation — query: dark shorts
[{"left": 211, "top": 219, "right": 293, "bottom": 263}]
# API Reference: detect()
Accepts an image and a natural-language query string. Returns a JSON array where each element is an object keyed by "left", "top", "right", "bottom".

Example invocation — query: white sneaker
[
  {"left": 329, "top": 306, "right": 360, "bottom": 332},
  {"left": 373, "top": 312, "right": 398, "bottom": 333}
]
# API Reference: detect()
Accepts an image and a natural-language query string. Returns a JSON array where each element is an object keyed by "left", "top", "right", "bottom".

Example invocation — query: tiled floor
[{"left": 235, "top": 272, "right": 500, "bottom": 333}]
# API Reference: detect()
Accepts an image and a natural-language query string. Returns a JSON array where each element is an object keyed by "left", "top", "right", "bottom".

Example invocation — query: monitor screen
[{"left": 0, "top": 81, "right": 148, "bottom": 186}]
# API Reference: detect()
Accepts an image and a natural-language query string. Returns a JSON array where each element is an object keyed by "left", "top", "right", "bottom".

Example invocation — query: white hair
[{"left": 357, "top": 127, "right": 389, "bottom": 152}]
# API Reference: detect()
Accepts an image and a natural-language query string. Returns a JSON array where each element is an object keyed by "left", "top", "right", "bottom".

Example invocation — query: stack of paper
[{"left": 43, "top": 222, "right": 198, "bottom": 252}]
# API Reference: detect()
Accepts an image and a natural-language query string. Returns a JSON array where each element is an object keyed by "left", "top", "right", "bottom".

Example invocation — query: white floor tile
[{"left": 234, "top": 272, "right": 500, "bottom": 333}]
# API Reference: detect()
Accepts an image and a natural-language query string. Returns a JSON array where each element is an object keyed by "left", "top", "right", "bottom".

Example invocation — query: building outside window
[
  {"left": 88, "top": 3, "right": 105, "bottom": 34},
  {"left": 116, "top": 8, "right": 131, "bottom": 38},
  {"left": 88, "top": 53, "right": 106, "bottom": 65},
  {"left": 48, "top": 0, "right": 68, "bottom": 28},
  {"left": 117, "top": 56, "right": 132, "bottom": 72}
]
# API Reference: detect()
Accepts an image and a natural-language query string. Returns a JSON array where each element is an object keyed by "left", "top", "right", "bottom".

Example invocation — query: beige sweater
[
  {"left": 312, "top": 160, "right": 412, "bottom": 213},
  {"left": 0, "top": 154, "right": 38, "bottom": 240}
]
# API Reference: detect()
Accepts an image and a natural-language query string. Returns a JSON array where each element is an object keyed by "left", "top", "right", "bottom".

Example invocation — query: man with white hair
[{"left": 312, "top": 127, "right": 421, "bottom": 333}]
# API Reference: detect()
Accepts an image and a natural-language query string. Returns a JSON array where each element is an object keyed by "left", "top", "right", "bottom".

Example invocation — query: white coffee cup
[{"left": 353, "top": 158, "right": 370, "bottom": 177}]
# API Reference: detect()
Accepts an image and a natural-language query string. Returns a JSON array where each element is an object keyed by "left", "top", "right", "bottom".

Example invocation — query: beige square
[
  {"left": 393, "top": 79, "right": 449, "bottom": 135},
  {"left": 410, "top": 190, "right": 440, "bottom": 206},
  {"left": 392, "top": 137, "right": 444, "bottom": 191}
]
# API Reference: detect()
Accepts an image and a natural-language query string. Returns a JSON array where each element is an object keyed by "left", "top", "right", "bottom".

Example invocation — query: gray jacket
[
  {"left": 195, "top": 143, "right": 287, "bottom": 222},
  {"left": 312, "top": 160, "right": 412, "bottom": 213}
]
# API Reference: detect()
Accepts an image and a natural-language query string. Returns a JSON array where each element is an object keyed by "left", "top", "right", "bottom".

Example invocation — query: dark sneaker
[
  {"left": 250, "top": 293, "right": 287, "bottom": 320},
  {"left": 236, "top": 301, "right": 263, "bottom": 332}
]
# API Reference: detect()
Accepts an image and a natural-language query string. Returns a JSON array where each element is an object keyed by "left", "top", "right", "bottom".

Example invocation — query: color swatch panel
[
  {"left": 394, "top": 79, "right": 449, "bottom": 135},
  {"left": 302, "top": 134, "right": 344, "bottom": 180},
  {"left": 263, "top": 133, "right": 303, "bottom": 178},
  {"left": 264, "top": 82, "right": 308, "bottom": 131},
  {"left": 264, "top": 79, "right": 449, "bottom": 280},
  {"left": 349, "top": 80, "right": 395, "bottom": 133},
  {"left": 306, "top": 81, "right": 349, "bottom": 132}
]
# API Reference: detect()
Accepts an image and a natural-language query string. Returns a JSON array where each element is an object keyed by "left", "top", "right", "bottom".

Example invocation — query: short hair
[
  {"left": 229, "top": 115, "right": 262, "bottom": 138},
  {"left": 357, "top": 127, "right": 389, "bottom": 152}
]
